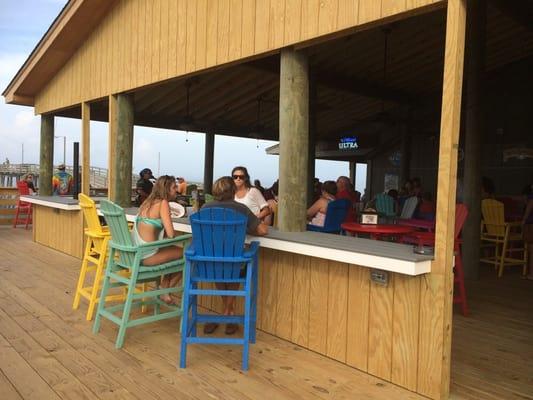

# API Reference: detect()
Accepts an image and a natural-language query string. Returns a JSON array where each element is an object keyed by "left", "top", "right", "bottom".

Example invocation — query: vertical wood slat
[
  {"left": 241, "top": 0, "right": 256, "bottom": 56},
  {"left": 254, "top": 0, "right": 270, "bottom": 53},
  {"left": 358, "top": 0, "right": 382, "bottom": 24},
  {"left": 81, "top": 102, "right": 90, "bottom": 195},
  {"left": 186, "top": 0, "right": 197, "bottom": 72},
  {"left": 382, "top": 0, "right": 407, "bottom": 17},
  {"left": 291, "top": 254, "right": 310, "bottom": 347},
  {"left": 217, "top": 0, "right": 230, "bottom": 64},
  {"left": 417, "top": 2, "right": 467, "bottom": 399},
  {"left": 283, "top": 0, "right": 302, "bottom": 45},
  {"left": 152, "top": 0, "right": 162, "bottom": 82},
  {"left": 229, "top": 0, "right": 243, "bottom": 61},
  {"left": 346, "top": 265, "right": 370, "bottom": 371},
  {"left": 159, "top": 0, "right": 170, "bottom": 80},
  {"left": 391, "top": 275, "right": 420, "bottom": 391},
  {"left": 136, "top": 0, "right": 146, "bottom": 88},
  {"left": 268, "top": 0, "right": 285, "bottom": 49},
  {"left": 167, "top": 0, "right": 178, "bottom": 76},
  {"left": 205, "top": 0, "right": 219, "bottom": 67},
  {"left": 301, "top": 0, "right": 320, "bottom": 40},
  {"left": 318, "top": 0, "right": 339, "bottom": 35},
  {"left": 367, "top": 275, "right": 394, "bottom": 381},
  {"left": 308, "top": 259, "right": 328, "bottom": 354},
  {"left": 195, "top": 0, "right": 208, "bottom": 71},
  {"left": 143, "top": 2, "right": 153, "bottom": 87},
  {"left": 337, "top": 0, "right": 360, "bottom": 29},
  {"left": 176, "top": 0, "right": 187, "bottom": 75},
  {"left": 326, "top": 261, "right": 348, "bottom": 363},
  {"left": 275, "top": 251, "right": 293, "bottom": 341},
  {"left": 260, "top": 248, "right": 278, "bottom": 333}
]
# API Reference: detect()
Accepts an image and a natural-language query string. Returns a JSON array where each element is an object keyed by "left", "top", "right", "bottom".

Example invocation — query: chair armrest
[
  {"left": 137, "top": 234, "right": 192, "bottom": 251},
  {"left": 243, "top": 241, "right": 260, "bottom": 258}
]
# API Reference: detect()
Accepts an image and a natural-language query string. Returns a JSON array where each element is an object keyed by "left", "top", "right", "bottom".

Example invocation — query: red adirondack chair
[
  {"left": 402, "top": 204, "right": 469, "bottom": 316},
  {"left": 13, "top": 181, "right": 32, "bottom": 229}
]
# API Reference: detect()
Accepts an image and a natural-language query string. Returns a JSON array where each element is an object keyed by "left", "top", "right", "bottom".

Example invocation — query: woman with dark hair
[
  {"left": 307, "top": 180, "right": 337, "bottom": 227},
  {"left": 232, "top": 166, "right": 271, "bottom": 221},
  {"left": 133, "top": 175, "right": 183, "bottom": 304}
]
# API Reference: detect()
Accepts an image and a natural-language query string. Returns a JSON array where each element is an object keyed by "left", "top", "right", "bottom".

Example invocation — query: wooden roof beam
[
  {"left": 489, "top": 0, "right": 533, "bottom": 31},
  {"left": 245, "top": 61, "right": 419, "bottom": 106}
]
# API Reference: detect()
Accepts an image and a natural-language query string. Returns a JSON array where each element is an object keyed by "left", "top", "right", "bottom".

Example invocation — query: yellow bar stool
[{"left": 73, "top": 194, "right": 139, "bottom": 320}]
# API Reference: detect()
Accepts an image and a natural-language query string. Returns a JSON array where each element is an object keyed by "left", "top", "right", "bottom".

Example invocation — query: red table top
[
  {"left": 397, "top": 218, "right": 435, "bottom": 230},
  {"left": 341, "top": 223, "right": 415, "bottom": 235}
]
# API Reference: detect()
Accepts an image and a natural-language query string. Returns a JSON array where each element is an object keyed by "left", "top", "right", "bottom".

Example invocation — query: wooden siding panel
[
  {"left": 382, "top": 0, "right": 407, "bottom": 18},
  {"left": 228, "top": 0, "right": 243, "bottom": 61},
  {"left": 186, "top": 0, "right": 197, "bottom": 72},
  {"left": 195, "top": 0, "right": 208, "bottom": 70},
  {"left": 275, "top": 252, "right": 293, "bottom": 341},
  {"left": 167, "top": 0, "right": 178, "bottom": 75},
  {"left": 241, "top": 0, "right": 256, "bottom": 56},
  {"left": 268, "top": 0, "right": 285, "bottom": 49},
  {"left": 34, "top": 0, "right": 444, "bottom": 113},
  {"left": 261, "top": 248, "right": 278, "bottom": 333},
  {"left": 176, "top": 0, "right": 187, "bottom": 75},
  {"left": 283, "top": 0, "right": 301, "bottom": 45},
  {"left": 291, "top": 255, "right": 309, "bottom": 347},
  {"left": 391, "top": 274, "right": 420, "bottom": 391},
  {"left": 326, "top": 261, "right": 348, "bottom": 363},
  {"left": 159, "top": 0, "right": 170, "bottom": 80},
  {"left": 217, "top": 0, "right": 230, "bottom": 64},
  {"left": 367, "top": 275, "right": 394, "bottom": 381},
  {"left": 205, "top": 0, "right": 219, "bottom": 67},
  {"left": 346, "top": 265, "right": 370, "bottom": 371},
  {"left": 308, "top": 258, "right": 328, "bottom": 354},
  {"left": 318, "top": 0, "right": 339, "bottom": 35},
  {"left": 338, "top": 0, "right": 359, "bottom": 29},
  {"left": 301, "top": 0, "right": 319, "bottom": 40},
  {"left": 254, "top": 0, "right": 270, "bottom": 54},
  {"left": 358, "top": 0, "right": 382, "bottom": 24}
]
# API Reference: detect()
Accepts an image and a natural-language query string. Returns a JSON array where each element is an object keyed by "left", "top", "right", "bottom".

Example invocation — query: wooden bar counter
[{"left": 22, "top": 195, "right": 434, "bottom": 394}]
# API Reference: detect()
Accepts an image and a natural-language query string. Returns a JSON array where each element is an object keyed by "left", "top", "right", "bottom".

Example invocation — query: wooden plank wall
[
  {"left": 0, "top": 188, "right": 18, "bottom": 225},
  {"left": 33, "top": 206, "right": 85, "bottom": 259},
  {"left": 198, "top": 248, "right": 436, "bottom": 397},
  {"left": 35, "top": 0, "right": 443, "bottom": 114}
]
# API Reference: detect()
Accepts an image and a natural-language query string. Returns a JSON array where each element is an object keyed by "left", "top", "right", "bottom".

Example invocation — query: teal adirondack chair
[
  {"left": 375, "top": 193, "right": 396, "bottom": 218},
  {"left": 93, "top": 200, "right": 191, "bottom": 348}
]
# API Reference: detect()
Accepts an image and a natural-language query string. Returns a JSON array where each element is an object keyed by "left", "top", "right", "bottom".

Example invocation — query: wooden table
[
  {"left": 341, "top": 222, "right": 415, "bottom": 241},
  {"left": 396, "top": 218, "right": 435, "bottom": 231}
]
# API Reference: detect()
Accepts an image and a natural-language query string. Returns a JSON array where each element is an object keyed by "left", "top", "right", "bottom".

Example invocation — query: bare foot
[{"left": 160, "top": 293, "right": 173, "bottom": 304}]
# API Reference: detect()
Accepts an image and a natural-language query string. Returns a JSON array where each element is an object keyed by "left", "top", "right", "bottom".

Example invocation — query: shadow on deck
[{"left": 0, "top": 227, "right": 531, "bottom": 400}]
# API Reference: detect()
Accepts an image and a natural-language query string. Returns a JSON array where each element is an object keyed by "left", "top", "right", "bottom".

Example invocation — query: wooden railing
[{"left": 0, "top": 188, "right": 18, "bottom": 225}]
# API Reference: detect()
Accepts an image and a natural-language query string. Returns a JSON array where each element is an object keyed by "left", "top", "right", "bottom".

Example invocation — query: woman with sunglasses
[{"left": 231, "top": 166, "right": 271, "bottom": 221}]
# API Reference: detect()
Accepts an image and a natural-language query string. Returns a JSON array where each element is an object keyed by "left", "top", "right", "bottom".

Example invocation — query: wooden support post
[
  {"left": 39, "top": 114, "right": 54, "bottom": 196},
  {"left": 417, "top": 1, "right": 467, "bottom": 399},
  {"left": 108, "top": 95, "right": 117, "bottom": 200},
  {"left": 81, "top": 102, "right": 91, "bottom": 195},
  {"left": 203, "top": 132, "right": 215, "bottom": 194},
  {"left": 112, "top": 94, "right": 134, "bottom": 207},
  {"left": 278, "top": 48, "right": 309, "bottom": 232},
  {"left": 349, "top": 161, "right": 356, "bottom": 187},
  {"left": 307, "top": 74, "right": 317, "bottom": 207},
  {"left": 462, "top": 0, "right": 486, "bottom": 280}
]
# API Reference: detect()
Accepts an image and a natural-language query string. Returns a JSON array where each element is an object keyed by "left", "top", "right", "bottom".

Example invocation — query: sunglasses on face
[{"left": 233, "top": 175, "right": 245, "bottom": 180}]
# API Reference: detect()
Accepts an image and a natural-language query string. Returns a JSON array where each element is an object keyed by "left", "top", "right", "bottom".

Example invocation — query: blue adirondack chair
[
  {"left": 307, "top": 198, "right": 351, "bottom": 234},
  {"left": 375, "top": 193, "right": 396, "bottom": 218},
  {"left": 93, "top": 200, "right": 191, "bottom": 348},
  {"left": 180, "top": 207, "right": 260, "bottom": 371}
]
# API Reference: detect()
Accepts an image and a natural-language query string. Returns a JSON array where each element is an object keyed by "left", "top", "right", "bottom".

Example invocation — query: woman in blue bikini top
[{"left": 134, "top": 175, "right": 182, "bottom": 304}]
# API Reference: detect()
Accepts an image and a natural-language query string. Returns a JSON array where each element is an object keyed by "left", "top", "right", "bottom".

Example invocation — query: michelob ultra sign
[{"left": 338, "top": 136, "right": 358, "bottom": 150}]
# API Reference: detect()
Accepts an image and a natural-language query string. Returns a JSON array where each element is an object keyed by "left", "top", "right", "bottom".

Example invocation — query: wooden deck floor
[{"left": 0, "top": 227, "right": 531, "bottom": 400}]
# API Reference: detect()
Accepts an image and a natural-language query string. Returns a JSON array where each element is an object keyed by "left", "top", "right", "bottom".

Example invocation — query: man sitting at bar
[
  {"left": 201, "top": 176, "right": 268, "bottom": 335},
  {"left": 176, "top": 176, "right": 187, "bottom": 195},
  {"left": 135, "top": 168, "right": 154, "bottom": 206}
]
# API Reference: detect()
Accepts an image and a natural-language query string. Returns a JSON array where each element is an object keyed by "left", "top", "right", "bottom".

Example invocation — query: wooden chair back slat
[
  {"left": 78, "top": 194, "right": 104, "bottom": 235},
  {"left": 100, "top": 200, "right": 135, "bottom": 265},
  {"left": 190, "top": 207, "right": 247, "bottom": 280},
  {"left": 400, "top": 196, "right": 419, "bottom": 219},
  {"left": 481, "top": 199, "right": 505, "bottom": 236},
  {"left": 376, "top": 193, "right": 395, "bottom": 217}
]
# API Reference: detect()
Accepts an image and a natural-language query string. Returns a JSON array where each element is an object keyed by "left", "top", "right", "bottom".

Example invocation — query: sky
[{"left": 0, "top": 0, "right": 366, "bottom": 190}]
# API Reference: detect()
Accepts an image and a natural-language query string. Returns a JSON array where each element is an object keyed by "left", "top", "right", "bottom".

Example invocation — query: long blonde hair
[{"left": 140, "top": 175, "right": 176, "bottom": 214}]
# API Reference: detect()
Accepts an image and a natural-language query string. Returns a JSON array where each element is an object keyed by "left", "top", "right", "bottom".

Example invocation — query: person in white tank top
[
  {"left": 232, "top": 166, "right": 271, "bottom": 221},
  {"left": 307, "top": 180, "right": 338, "bottom": 228}
]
